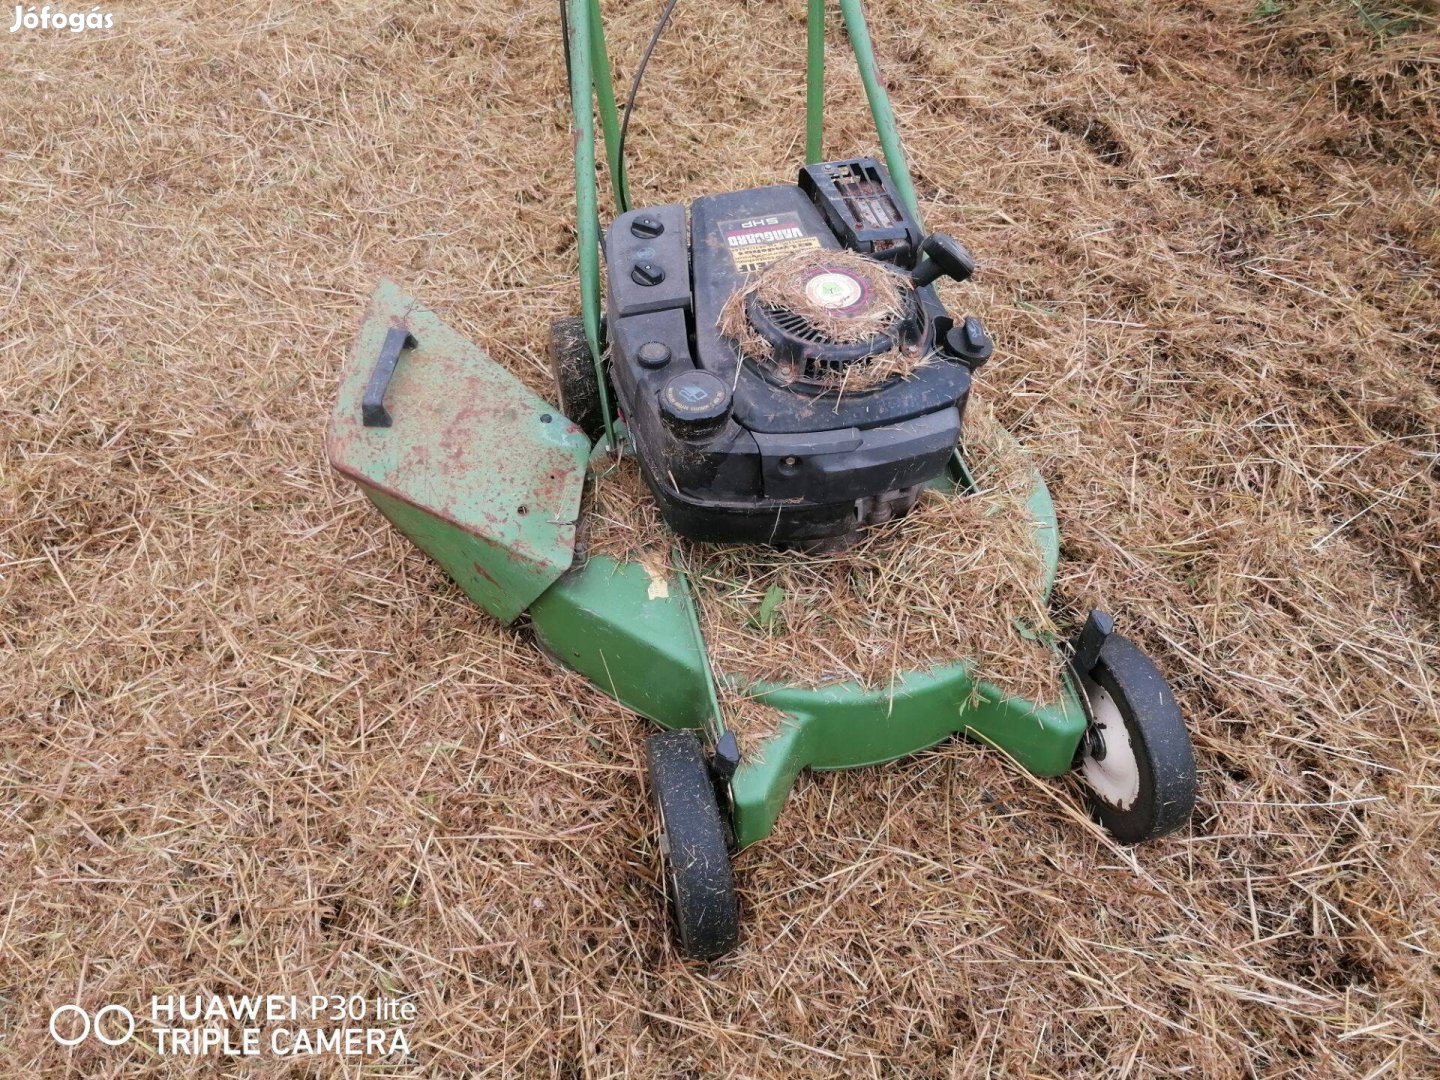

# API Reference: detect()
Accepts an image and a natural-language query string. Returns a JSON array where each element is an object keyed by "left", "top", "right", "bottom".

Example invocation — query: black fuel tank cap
[{"left": 659, "top": 371, "right": 731, "bottom": 438}]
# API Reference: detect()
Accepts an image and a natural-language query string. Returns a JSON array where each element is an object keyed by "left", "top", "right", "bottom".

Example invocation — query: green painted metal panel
[
  {"left": 728, "top": 722, "right": 810, "bottom": 847},
  {"left": 529, "top": 556, "right": 714, "bottom": 730},
  {"left": 756, "top": 674, "right": 1083, "bottom": 773},
  {"left": 724, "top": 670, "right": 1086, "bottom": 847},
  {"left": 527, "top": 530, "right": 1087, "bottom": 849},
  {"left": 328, "top": 281, "right": 590, "bottom": 623}
]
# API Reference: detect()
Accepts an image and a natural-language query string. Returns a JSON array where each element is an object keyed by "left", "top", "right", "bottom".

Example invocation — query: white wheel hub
[{"left": 1080, "top": 679, "right": 1140, "bottom": 810}]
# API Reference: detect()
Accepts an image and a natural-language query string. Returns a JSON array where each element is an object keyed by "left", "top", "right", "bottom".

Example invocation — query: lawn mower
[{"left": 327, "top": 0, "right": 1198, "bottom": 960}]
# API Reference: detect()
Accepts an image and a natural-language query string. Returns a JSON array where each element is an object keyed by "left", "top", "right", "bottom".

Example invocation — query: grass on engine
[
  {"left": 716, "top": 247, "right": 936, "bottom": 390},
  {"left": 586, "top": 397, "right": 1062, "bottom": 713},
  {"left": 2, "top": 0, "right": 1437, "bottom": 1077}
]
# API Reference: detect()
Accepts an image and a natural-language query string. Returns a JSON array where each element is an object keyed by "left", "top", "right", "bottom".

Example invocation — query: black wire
[
  {"left": 559, "top": 0, "right": 573, "bottom": 95},
  {"left": 617, "top": 0, "right": 681, "bottom": 210}
]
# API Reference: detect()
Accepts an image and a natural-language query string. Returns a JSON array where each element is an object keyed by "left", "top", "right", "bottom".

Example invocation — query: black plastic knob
[
  {"left": 945, "top": 316, "right": 993, "bottom": 368},
  {"left": 911, "top": 232, "right": 976, "bottom": 288},
  {"left": 637, "top": 341, "right": 672, "bottom": 369},
  {"left": 658, "top": 371, "right": 731, "bottom": 439},
  {"left": 632, "top": 262, "right": 666, "bottom": 286},
  {"left": 630, "top": 215, "right": 665, "bottom": 239}
]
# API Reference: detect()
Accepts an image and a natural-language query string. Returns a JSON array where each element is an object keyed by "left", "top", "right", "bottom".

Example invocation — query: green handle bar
[{"left": 564, "top": 0, "right": 923, "bottom": 436}]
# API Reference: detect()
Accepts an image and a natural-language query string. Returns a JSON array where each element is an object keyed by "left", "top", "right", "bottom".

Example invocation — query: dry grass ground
[{"left": 2, "top": 0, "right": 1437, "bottom": 1076}]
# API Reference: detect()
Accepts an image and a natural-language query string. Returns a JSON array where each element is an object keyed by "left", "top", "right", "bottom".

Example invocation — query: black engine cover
[{"left": 603, "top": 158, "right": 985, "bottom": 547}]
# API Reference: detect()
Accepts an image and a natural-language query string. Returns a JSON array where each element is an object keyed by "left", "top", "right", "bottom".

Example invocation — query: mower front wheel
[
  {"left": 645, "top": 729, "right": 739, "bottom": 961},
  {"left": 1076, "top": 634, "right": 1197, "bottom": 844},
  {"left": 547, "top": 315, "right": 608, "bottom": 443}
]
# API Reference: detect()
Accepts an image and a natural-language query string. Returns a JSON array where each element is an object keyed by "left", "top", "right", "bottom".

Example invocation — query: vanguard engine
[{"left": 599, "top": 157, "right": 995, "bottom": 549}]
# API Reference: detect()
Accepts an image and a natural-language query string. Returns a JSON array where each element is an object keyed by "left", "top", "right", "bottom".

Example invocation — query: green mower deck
[{"left": 330, "top": 284, "right": 1087, "bottom": 850}]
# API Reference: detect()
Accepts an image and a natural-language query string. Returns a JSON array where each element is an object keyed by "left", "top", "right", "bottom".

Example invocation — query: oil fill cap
[{"left": 659, "top": 371, "right": 730, "bottom": 436}]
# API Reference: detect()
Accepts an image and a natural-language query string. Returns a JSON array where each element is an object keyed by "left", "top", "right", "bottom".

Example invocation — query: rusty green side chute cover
[{"left": 328, "top": 281, "right": 590, "bottom": 623}]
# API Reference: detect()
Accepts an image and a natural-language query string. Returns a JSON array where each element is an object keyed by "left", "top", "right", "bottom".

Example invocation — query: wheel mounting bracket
[
  {"left": 1069, "top": 608, "right": 1116, "bottom": 766},
  {"left": 1069, "top": 609, "right": 1115, "bottom": 677}
]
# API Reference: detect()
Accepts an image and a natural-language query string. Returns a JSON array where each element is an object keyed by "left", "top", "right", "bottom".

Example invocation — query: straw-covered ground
[{"left": 2, "top": 0, "right": 1437, "bottom": 1076}]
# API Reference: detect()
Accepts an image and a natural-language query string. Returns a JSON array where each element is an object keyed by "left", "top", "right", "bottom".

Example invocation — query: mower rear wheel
[
  {"left": 645, "top": 729, "right": 739, "bottom": 961},
  {"left": 548, "top": 315, "right": 607, "bottom": 443},
  {"left": 1077, "top": 634, "right": 1197, "bottom": 844}
]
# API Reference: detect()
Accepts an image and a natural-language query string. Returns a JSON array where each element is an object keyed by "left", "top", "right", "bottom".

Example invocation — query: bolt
[
  {"left": 631, "top": 262, "right": 665, "bottom": 287},
  {"left": 1086, "top": 724, "right": 1107, "bottom": 762}
]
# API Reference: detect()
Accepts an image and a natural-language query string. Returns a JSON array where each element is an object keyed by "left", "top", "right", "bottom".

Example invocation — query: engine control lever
[{"left": 910, "top": 232, "right": 977, "bottom": 288}]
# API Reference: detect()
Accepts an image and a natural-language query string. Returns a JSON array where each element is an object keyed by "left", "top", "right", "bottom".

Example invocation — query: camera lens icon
[{"left": 49, "top": 1004, "right": 135, "bottom": 1046}]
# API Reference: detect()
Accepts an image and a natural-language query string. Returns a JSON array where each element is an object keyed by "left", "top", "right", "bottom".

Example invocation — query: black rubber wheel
[
  {"left": 645, "top": 729, "right": 739, "bottom": 960},
  {"left": 1076, "top": 633, "right": 1197, "bottom": 844},
  {"left": 547, "top": 315, "right": 606, "bottom": 443}
]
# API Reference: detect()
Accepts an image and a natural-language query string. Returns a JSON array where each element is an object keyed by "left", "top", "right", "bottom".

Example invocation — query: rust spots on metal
[{"left": 329, "top": 281, "right": 590, "bottom": 619}]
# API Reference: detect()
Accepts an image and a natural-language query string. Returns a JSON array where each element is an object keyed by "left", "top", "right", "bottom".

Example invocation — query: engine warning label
[{"left": 719, "top": 212, "right": 821, "bottom": 273}]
